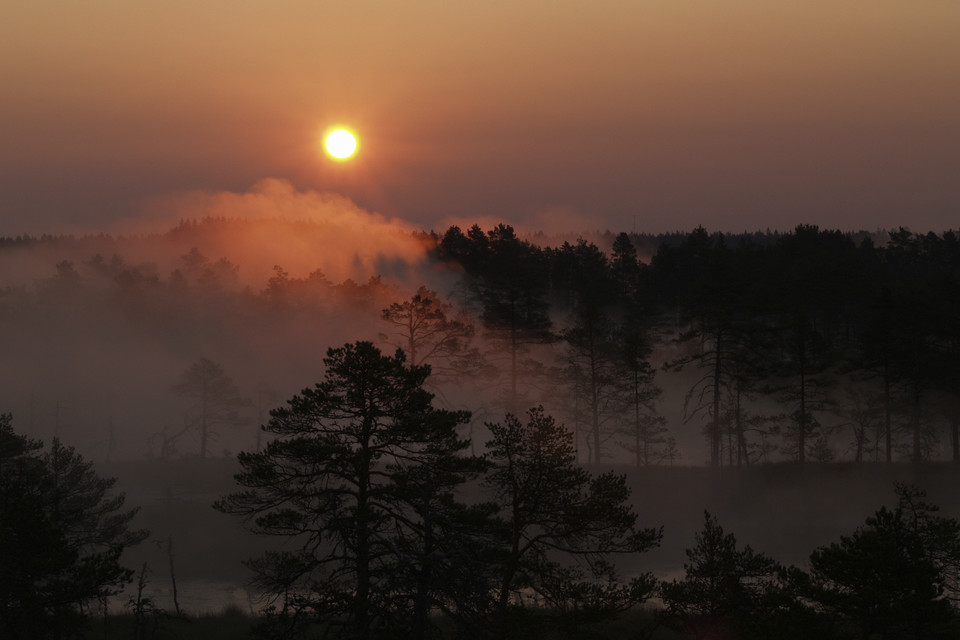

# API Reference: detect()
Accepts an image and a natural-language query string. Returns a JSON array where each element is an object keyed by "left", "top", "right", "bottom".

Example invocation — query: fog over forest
[
  {"left": 3, "top": 198, "right": 960, "bottom": 635},
  {"left": 2, "top": 210, "right": 956, "bottom": 468},
  {"left": 0, "top": 215, "right": 656, "bottom": 462},
  {"left": 1, "top": 184, "right": 441, "bottom": 461}
]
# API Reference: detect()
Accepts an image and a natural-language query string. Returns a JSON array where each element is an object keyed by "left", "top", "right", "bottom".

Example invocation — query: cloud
[
  {"left": 152, "top": 178, "right": 384, "bottom": 225},
  {"left": 136, "top": 178, "right": 432, "bottom": 284}
]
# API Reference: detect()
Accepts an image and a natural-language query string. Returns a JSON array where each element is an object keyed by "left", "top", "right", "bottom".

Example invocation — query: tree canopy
[
  {"left": 0, "top": 414, "right": 147, "bottom": 639},
  {"left": 215, "top": 341, "right": 479, "bottom": 639},
  {"left": 483, "top": 406, "right": 661, "bottom": 637}
]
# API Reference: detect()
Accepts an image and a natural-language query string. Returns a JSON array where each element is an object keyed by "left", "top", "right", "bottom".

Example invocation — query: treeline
[
  {"left": 433, "top": 224, "right": 960, "bottom": 466},
  {"left": 2, "top": 220, "right": 959, "bottom": 465}
]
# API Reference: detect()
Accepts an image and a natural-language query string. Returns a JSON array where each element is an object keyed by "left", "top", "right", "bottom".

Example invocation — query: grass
[
  {"left": 87, "top": 605, "right": 256, "bottom": 640},
  {"left": 82, "top": 606, "right": 682, "bottom": 640}
]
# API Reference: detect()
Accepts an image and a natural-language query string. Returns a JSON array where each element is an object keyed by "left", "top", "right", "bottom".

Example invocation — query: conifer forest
[{"left": 3, "top": 220, "right": 960, "bottom": 639}]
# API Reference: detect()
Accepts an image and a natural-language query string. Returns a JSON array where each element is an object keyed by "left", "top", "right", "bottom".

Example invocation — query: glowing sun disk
[{"left": 325, "top": 129, "right": 358, "bottom": 160}]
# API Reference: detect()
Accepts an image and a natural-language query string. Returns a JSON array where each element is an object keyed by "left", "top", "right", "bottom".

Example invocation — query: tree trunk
[
  {"left": 952, "top": 418, "right": 959, "bottom": 463},
  {"left": 884, "top": 364, "right": 893, "bottom": 464},
  {"left": 509, "top": 302, "right": 518, "bottom": 414},
  {"left": 412, "top": 491, "right": 433, "bottom": 640},
  {"left": 166, "top": 534, "right": 181, "bottom": 616},
  {"left": 498, "top": 494, "right": 523, "bottom": 640},
  {"left": 711, "top": 333, "right": 722, "bottom": 468},
  {"left": 797, "top": 325, "right": 807, "bottom": 466},
  {"left": 735, "top": 385, "right": 749, "bottom": 466},
  {"left": 200, "top": 374, "right": 209, "bottom": 459},
  {"left": 854, "top": 425, "right": 864, "bottom": 463},
  {"left": 355, "top": 443, "right": 372, "bottom": 640},
  {"left": 911, "top": 381, "right": 923, "bottom": 464},
  {"left": 590, "top": 337, "right": 601, "bottom": 465},
  {"left": 634, "top": 368, "right": 644, "bottom": 467}
]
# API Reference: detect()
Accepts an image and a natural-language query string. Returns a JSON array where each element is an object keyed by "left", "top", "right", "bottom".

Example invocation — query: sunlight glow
[{"left": 325, "top": 129, "right": 358, "bottom": 160}]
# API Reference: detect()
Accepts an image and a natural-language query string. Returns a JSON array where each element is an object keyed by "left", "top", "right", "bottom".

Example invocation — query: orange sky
[{"left": 2, "top": 1, "right": 958, "bottom": 234}]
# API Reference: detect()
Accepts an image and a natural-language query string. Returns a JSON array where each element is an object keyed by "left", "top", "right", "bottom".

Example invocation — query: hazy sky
[{"left": 3, "top": 1, "right": 958, "bottom": 235}]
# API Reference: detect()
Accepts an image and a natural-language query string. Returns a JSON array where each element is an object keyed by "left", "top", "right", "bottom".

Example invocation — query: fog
[
  {"left": 4, "top": 196, "right": 960, "bottom": 619},
  {"left": 1, "top": 181, "right": 450, "bottom": 459},
  {"left": 0, "top": 182, "right": 686, "bottom": 463},
  {"left": 101, "top": 457, "right": 960, "bottom": 614}
]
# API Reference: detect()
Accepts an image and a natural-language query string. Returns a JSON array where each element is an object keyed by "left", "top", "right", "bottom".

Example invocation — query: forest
[
  {"left": 2, "top": 220, "right": 958, "bottom": 467},
  {"left": 2, "top": 220, "right": 960, "bottom": 638}
]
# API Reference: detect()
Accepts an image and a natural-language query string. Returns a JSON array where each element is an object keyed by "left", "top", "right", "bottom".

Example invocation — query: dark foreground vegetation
[
  {"left": 6, "top": 343, "right": 960, "bottom": 638},
  {"left": 87, "top": 606, "right": 257, "bottom": 640},
  {"left": 83, "top": 607, "right": 675, "bottom": 640}
]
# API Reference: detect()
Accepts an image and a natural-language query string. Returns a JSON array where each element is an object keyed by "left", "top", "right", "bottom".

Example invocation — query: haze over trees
[
  {"left": 379, "top": 285, "right": 480, "bottom": 386},
  {"left": 172, "top": 357, "right": 250, "bottom": 459},
  {"left": 215, "top": 342, "right": 658, "bottom": 639},
  {"left": 209, "top": 343, "right": 960, "bottom": 639},
  {"left": 3, "top": 218, "right": 960, "bottom": 637},
  {"left": 3, "top": 219, "right": 959, "bottom": 466},
  {"left": 438, "top": 223, "right": 960, "bottom": 466}
]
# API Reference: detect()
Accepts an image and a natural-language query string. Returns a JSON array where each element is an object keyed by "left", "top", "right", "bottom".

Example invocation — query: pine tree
[
  {"left": 660, "top": 511, "right": 788, "bottom": 640},
  {"left": 483, "top": 406, "right": 661, "bottom": 638},
  {"left": 0, "top": 414, "right": 147, "bottom": 638},
  {"left": 172, "top": 358, "right": 251, "bottom": 458},
  {"left": 215, "top": 342, "right": 482, "bottom": 639}
]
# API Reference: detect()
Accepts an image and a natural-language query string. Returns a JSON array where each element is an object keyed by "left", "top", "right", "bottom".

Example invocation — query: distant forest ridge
[
  {"left": 0, "top": 217, "right": 925, "bottom": 253},
  {"left": 0, "top": 219, "right": 936, "bottom": 274},
  {"left": 1, "top": 217, "right": 959, "bottom": 467}
]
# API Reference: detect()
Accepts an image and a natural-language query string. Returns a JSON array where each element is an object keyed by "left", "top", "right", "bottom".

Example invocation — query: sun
[{"left": 325, "top": 128, "right": 358, "bottom": 160}]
